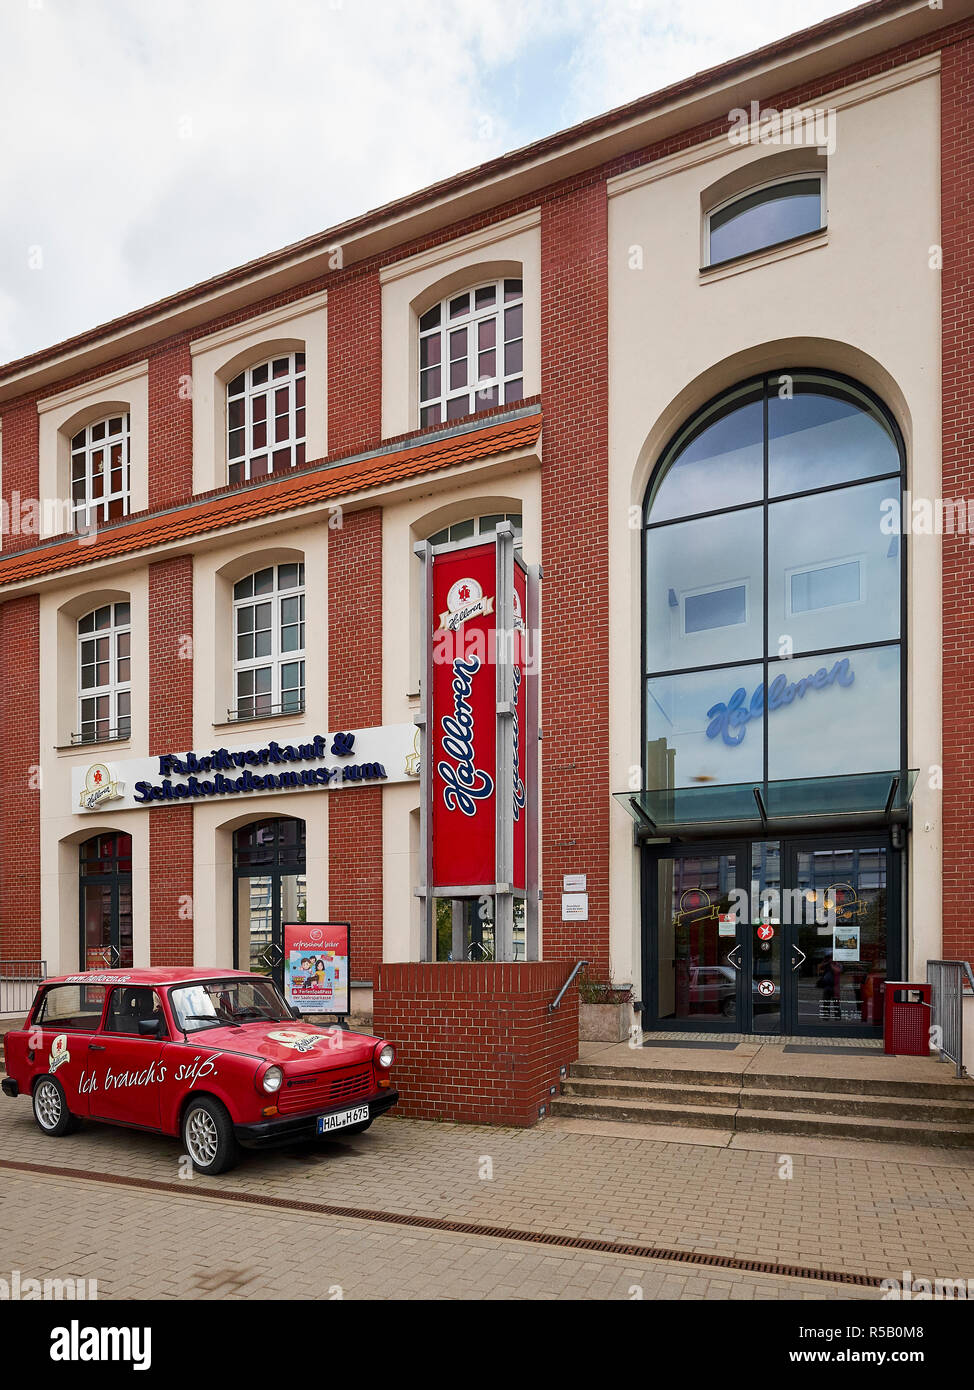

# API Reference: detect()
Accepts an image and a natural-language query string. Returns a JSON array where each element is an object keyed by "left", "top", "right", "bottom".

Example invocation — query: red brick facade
[
  {"left": 373, "top": 962, "right": 579, "bottom": 1125},
  {"left": 539, "top": 182, "right": 610, "bottom": 978},
  {"left": 147, "top": 556, "right": 194, "bottom": 964},
  {"left": 148, "top": 340, "right": 194, "bottom": 510},
  {"left": 328, "top": 506, "right": 384, "bottom": 983},
  {"left": 0, "top": 596, "right": 40, "bottom": 960},
  {"left": 326, "top": 271, "right": 382, "bottom": 459},
  {"left": 940, "top": 28, "right": 974, "bottom": 963}
]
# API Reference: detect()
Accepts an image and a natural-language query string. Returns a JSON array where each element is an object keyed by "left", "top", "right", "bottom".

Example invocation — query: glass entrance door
[
  {"left": 785, "top": 839, "right": 892, "bottom": 1035},
  {"left": 645, "top": 834, "right": 897, "bottom": 1035},
  {"left": 651, "top": 847, "right": 745, "bottom": 1028}
]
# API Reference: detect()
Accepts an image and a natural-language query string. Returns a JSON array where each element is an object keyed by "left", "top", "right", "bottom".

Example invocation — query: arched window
[
  {"left": 233, "top": 817, "right": 306, "bottom": 984},
  {"left": 706, "top": 174, "right": 824, "bottom": 266},
  {"left": 231, "top": 563, "right": 305, "bottom": 720},
  {"left": 427, "top": 511, "right": 522, "bottom": 547},
  {"left": 70, "top": 413, "right": 131, "bottom": 528},
  {"left": 418, "top": 279, "right": 523, "bottom": 427},
  {"left": 79, "top": 832, "right": 133, "bottom": 969},
  {"left": 643, "top": 372, "right": 904, "bottom": 789},
  {"left": 76, "top": 602, "right": 131, "bottom": 744},
  {"left": 227, "top": 352, "right": 306, "bottom": 483}
]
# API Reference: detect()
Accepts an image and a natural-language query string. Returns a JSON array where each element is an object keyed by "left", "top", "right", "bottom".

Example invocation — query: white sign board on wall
[{"left": 72, "top": 724, "right": 421, "bottom": 814}]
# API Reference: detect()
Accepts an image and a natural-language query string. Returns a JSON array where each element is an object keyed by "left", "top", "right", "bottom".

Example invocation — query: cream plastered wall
[
  {"left": 190, "top": 291, "right": 327, "bottom": 495},
  {"left": 39, "top": 568, "right": 151, "bottom": 972},
  {"left": 380, "top": 209, "right": 541, "bottom": 440},
  {"left": 606, "top": 55, "right": 943, "bottom": 993},
  {"left": 380, "top": 461, "right": 543, "bottom": 962},
  {"left": 190, "top": 518, "right": 330, "bottom": 969},
  {"left": 36, "top": 362, "right": 150, "bottom": 538}
]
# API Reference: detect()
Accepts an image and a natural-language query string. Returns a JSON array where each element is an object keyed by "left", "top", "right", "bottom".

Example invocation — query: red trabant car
[{"left": 1, "top": 967, "right": 398, "bottom": 1174}]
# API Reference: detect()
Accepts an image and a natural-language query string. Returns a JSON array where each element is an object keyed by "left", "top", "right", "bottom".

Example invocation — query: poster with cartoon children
[{"left": 283, "top": 922, "right": 350, "bottom": 1015}]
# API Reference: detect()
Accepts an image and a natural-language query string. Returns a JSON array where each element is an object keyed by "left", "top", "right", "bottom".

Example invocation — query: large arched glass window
[{"left": 643, "top": 372, "right": 905, "bottom": 790}]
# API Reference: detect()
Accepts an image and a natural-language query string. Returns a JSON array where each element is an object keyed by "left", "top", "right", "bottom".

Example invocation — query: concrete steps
[{"left": 553, "top": 1061, "right": 974, "bottom": 1147}]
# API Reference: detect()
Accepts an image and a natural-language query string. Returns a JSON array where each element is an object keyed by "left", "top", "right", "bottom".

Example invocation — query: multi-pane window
[
  {"left": 428, "top": 512, "right": 522, "bottom": 547},
  {"left": 232, "top": 564, "right": 305, "bottom": 720},
  {"left": 70, "top": 415, "right": 130, "bottom": 529},
  {"left": 227, "top": 354, "right": 306, "bottom": 484},
  {"left": 77, "top": 603, "right": 131, "bottom": 743},
  {"left": 419, "top": 280, "right": 524, "bottom": 427},
  {"left": 643, "top": 372, "right": 904, "bottom": 789}
]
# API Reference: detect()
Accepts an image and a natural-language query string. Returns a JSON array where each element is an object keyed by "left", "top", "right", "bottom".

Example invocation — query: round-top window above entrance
[{"left": 643, "top": 372, "right": 905, "bottom": 789}]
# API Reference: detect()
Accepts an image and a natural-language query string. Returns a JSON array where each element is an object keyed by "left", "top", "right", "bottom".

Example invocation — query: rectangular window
[
  {"left": 789, "top": 559, "right": 862, "bottom": 614},
  {"left": 684, "top": 584, "right": 747, "bottom": 634}
]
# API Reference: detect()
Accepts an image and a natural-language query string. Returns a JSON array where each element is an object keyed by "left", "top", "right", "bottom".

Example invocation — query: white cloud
[{"left": 0, "top": 0, "right": 852, "bottom": 363}]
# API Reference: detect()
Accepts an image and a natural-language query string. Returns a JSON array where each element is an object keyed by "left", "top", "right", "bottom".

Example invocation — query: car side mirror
[{"left": 138, "top": 1017, "right": 162, "bottom": 1037}]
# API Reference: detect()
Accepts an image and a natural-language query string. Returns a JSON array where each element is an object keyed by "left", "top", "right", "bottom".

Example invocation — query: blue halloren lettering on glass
[{"left": 705, "top": 658, "right": 855, "bottom": 747}]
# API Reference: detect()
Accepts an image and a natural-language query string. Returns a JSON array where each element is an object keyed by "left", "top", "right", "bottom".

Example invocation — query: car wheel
[
  {"left": 182, "top": 1097, "right": 239, "bottom": 1175},
  {"left": 343, "top": 1118, "right": 373, "bottom": 1136},
  {"left": 32, "top": 1077, "right": 78, "bottom": 1137},
  {"left": 721, "top": 998, "right": 737, "bottom": 1019}
]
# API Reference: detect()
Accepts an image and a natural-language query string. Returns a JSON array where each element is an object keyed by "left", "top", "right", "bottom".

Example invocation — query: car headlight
[
  {"left": 261, "top": 1065, "right": 283, "bottom": 1094},
  {"left": 376, "top": 1044, "right": 395, "bottom": 1069}
]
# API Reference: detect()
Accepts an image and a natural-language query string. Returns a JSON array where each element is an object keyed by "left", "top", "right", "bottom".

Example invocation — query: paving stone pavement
[
  {"left": 0, "top": 1171, "right": 872, "bottom": 1301},
  {"left": 1, "top": 1100, "right": 973, "bottom": 1298}
]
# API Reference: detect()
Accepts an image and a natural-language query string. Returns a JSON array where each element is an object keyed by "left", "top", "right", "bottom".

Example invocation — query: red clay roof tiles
[{"left": 0, "top": 409, "right": 541, "bottom": 588}]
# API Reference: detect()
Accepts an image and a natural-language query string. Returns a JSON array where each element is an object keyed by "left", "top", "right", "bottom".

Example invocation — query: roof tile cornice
[{"left": 0, "top": 406, "right": 542, "bottom": 590}]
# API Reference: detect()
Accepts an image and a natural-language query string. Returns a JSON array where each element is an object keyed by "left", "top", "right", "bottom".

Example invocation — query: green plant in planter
[{"left": 577, "top": 971, "right": 633, "bottom": 1006}]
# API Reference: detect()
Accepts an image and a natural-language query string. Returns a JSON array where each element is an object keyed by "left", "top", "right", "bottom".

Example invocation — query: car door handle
[{"left": 88, "top": 1043, "right": 106, "bottom": 1051}]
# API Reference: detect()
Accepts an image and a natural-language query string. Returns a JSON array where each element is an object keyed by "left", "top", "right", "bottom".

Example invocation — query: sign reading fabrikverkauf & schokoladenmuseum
[{"left": 72, "top": 724, "right": 421, "bottom": 813}]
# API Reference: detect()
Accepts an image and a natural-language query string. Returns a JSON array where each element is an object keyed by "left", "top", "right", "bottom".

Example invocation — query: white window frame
[
  {"left": 227, "top": 353, "right": 306, "bottom": 484},
  {"left": 77, "top": 603, "right": 131, "bottom": 744},
  {"left": 70, "top": 414, "right": 131, "bottom": 531},
  {"left": 231, "top": 564, "right": 306, "bottom": 720},
  {"left": 427, "top": 512, "right": 523, "bottom": 547},
  {"left": 418, "top": 279, "right": 524, "bottom": 428},
  {"left": 680, "top": 580, "right": 750, "bottom": 637},
  {"left": 785, "top": 554, "right": 866, "bottom": 618},
  {"left": 704, "top": 172, "right": 826, "bottom": 268}
]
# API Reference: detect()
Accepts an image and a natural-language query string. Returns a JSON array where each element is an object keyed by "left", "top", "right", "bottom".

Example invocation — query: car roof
[{"left": 43, "top": 967, "right": 257, "bottom": 987}]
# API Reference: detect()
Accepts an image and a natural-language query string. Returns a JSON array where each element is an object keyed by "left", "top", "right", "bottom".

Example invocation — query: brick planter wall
[{"left": 373, "top": 962, "right": 579, "bottom": 1126}]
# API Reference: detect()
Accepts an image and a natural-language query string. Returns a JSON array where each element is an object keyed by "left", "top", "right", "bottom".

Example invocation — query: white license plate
[{"left": 317, "top": 1104, "right": 369, "bottom": 1135}]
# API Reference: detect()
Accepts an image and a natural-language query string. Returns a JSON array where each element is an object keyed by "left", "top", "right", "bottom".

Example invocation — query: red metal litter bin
[{"left": 883, "top": 981, "right": 932, "bottom": 1055}]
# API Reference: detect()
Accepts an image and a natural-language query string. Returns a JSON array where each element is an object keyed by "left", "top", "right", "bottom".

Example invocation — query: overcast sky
[{"left": 0, "top": 0, "right": 854, "bottom": 365}]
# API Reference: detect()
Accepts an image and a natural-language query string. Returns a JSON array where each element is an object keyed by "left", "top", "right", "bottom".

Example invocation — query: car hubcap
[
  {"left": 186, "top": 1108, "right": 218, "bottom": 1166},
  {"left": 36, "top": 1082, "right": 61, "bottom": 1130}
]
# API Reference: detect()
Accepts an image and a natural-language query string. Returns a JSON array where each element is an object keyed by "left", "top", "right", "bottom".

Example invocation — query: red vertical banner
[
  {"left": 431, "top": 542, "right": 497, "bottom": 890},
  {"left": 512, "top": 560, "right": 527, "bottom": 893}
]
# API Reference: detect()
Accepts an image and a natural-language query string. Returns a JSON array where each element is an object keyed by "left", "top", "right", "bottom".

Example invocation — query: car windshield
[{"left": 169, "top": 979, "right": 291, "bottom": 1034}]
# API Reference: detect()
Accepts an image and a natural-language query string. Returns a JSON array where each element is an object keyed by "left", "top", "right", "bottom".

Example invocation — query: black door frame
[
  {"left": 78, "top": 833, "right": 133, "bottom": 970},
  {"left": 641, "top": 828, "right": 902, "bottom": 1037},
  {"left": 232, "top": 817, "right": 307, "bottom": 991}
]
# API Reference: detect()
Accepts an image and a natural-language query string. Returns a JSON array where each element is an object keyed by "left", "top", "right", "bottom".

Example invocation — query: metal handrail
[
  {"left": 0, "top": 960, "right": 46, "bottom": 1016},
  {"left": 549, "top": 960, "right": 587, "bottom": 1013},
  {"left": 926, "top": 959, "right": 974, "bottom": 1079}
]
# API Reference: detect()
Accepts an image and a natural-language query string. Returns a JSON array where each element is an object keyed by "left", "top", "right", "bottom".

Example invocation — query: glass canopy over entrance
[{"left": 615, "top": 769, "right": 918, "bottom": 839}]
